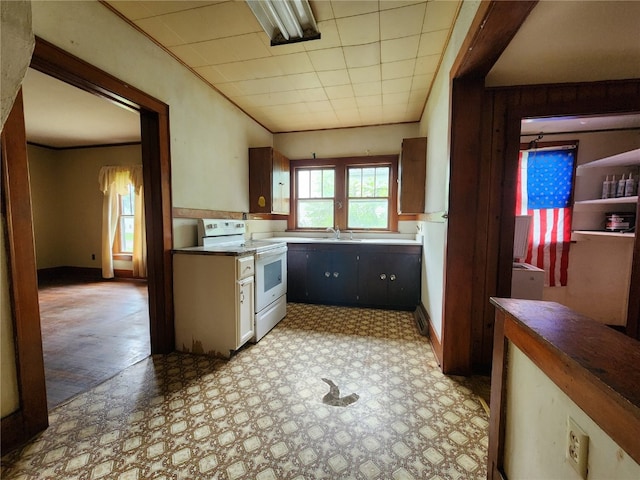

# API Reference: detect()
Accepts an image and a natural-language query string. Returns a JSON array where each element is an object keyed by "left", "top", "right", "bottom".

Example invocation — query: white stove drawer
[{"left": 237, "top": 256, "right": 254, "bottom": 280}]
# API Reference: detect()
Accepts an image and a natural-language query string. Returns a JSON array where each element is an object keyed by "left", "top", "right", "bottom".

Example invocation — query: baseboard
[
  {"left": 37, "top": 266, "right": 101, "bottom": 283},
  {"left": 416, "top": 303, "right": 443, "bottom": 367},
  {"left": 37, "top": 266, "right": 136, "bottom": 283}
]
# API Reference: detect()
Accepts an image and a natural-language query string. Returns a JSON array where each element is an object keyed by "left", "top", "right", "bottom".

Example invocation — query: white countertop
[{"left": 260, "top": 235, "right": 422, "bottom": 246}]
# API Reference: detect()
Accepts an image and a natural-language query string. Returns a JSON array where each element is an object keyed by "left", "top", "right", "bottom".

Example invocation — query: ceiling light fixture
[{"left": 247, "top": 0, "right": 320, "bottom": 46}]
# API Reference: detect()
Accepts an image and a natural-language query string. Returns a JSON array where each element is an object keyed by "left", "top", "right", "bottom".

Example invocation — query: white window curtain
[{"left": 98, "top": 165, "right": 146, "bottom": 279}]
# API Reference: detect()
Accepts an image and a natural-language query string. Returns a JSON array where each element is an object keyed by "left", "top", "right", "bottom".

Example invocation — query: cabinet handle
[
  {"left": 390, "top": 274, "right": 396, "bottom": 281},
  {"left": 325, "top": 271, "right": 331, "bottom": 277},
  {"left": 240, "top": 291, "right": 244, "bottom": 303},
  {"left": 380, "top": 273, "right": 386, "bottom": 280},
  {"left": 333, "top": 272, "right": 339, "bottom": 278}
]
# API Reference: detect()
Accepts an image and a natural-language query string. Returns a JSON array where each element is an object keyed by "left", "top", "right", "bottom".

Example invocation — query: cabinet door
[
  {"left": 306, "top": 250, "right": 358, "bottom": 305},
  {"left": 237, "top": 276, "right": 254, "bottom": 347},
  {"left": 287, "top": 248, "right": 308, "bottom": 302},
  {"left": 330, "top": 251, "right": 359, "bottom": 304},
  {"left": 358, "top": 256, "right": 391, "bottom": 306},
  {"left": 306, "top": 251, "right": 333, "bottom": 304},
  {"left": 249, "top": 147, "right": 273, "bottom": 213},
  {"left": 398, "top": 137, "right": 427, "bottom": 214},
  {"left": 272, "top": 150, "right": 290, "bottom": 214},
  {"left": 386, "top": 253, "right": 421, "bottom": 308}
]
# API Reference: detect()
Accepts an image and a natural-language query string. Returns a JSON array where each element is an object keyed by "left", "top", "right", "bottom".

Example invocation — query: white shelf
[
  {"left": 577, "top": 148, "right": 640, "bottom": 169},
  {"left": 574, "top": 196, "right": 638, "bottom": 205},
  {"left": 572, "top": 230, "right": 635, "bottom": 239}
]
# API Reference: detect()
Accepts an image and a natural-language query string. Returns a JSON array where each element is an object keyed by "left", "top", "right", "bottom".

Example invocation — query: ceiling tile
[
  {"left": 379, "top": 1, "right": 425, "bottom": 11},
  {"left": 156, "top": 2, "right": 261, "bottom": 44},
  {"left": 274, "top": 52, "right": 315, "bottom": 75},
  {"left": 189, "top": 33, "right": 272, "bottom": 65},
  {"left": 381, "top": 35, "right": 420, "bottom": 63},
  {"left": 423, "top": 0, "right": 460, "bottom": 32},
  {"left": 382, "top": 77, "right": 413, "bottom": 94},
  {"left": 317, "top": 69, "right": 351, "bottom": 87},
  {"left": 418, "top": 30, "right": 449, "bottom": 57},
  {"left": 348, "top": 65, "right": 381, "bottom": 84},
  {"left": 414, "top": 54, "right": 440, "bottom": 76},
  {"left": 195, "top": 65, "right": 232, "bottom": 84},
  {"left": 306, "top": 100, "right": 334, "bottom": 113},
  {"left": 135, "top": 17, "right": 187, "bottom": 46},
  {"left": 336, "top": 13, "right": 380, "bottom": 46},
  {"left": 331, "top": 1, "right": 379, "bottom": 18},
  {"left": 356, "top": 95, "right": 382, "bottom": 108},
  {"left": 288, "top": 72, "right": 323, "bottom": 90},
  {"left": 307, "top": 48, "right": 347, "bottom": 71},
  {"left": 411, "top": 74, "right": 434, "bottom": 92},
  {"left": 169, "top": 44, "right": 210, "bottom": 68},
  {"left": 353, "top": 82, "right": 382, "bottom": 97},
  {"left": 383, "top": 91, "right": 410, "bottom": 105},
  {"left": 343, "top": 43, "right": 380, "bottom": 68},
  {"left": 112, "top": 1, "right": 220, "bottom": 20},
  {"left": 380, "top": 4, "right": 426, "bottom": 41},
  {"left": 311, "top": 1, "right": 335, "bottom": 22},
  {"left": 381, "top": 59, "right": 416, "bottom": 80},
  {"left": 245, "top": 91, "right": 303, "bottom": 107},
  {"left": 407, "top": 101, "right": 425, "bottom": 118},
  {"left": 213, "top": 60, "right": 267, "bottom": 82},
  {"left": 299, "top": 88, "right": 329, "bottom": 102},
  {"left": 215, "top": 82, "right": 248, "bottom": 99},
  {"left": 304, "top": 20, "right": 341, "bottom": 51},
  {"left": 232, "top": 76, "right": 292, "bottom": 96},
  {"left": 330, "top": 97, "right": 358, "bottom": 110},
  {"left": 325, "top": 84, "right": 355, "bottom": 100}
]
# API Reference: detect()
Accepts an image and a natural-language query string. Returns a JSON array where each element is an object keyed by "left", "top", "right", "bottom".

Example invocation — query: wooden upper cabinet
[
  {"left": 249, "top": 147, "right": 290, "bottom": 214},
  {"left": 398, "top": 137, "right": 427, "bottom": 214}
]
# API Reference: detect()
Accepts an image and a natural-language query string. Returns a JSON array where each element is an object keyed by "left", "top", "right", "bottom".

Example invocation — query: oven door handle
[{"left": 255, "top": 245, "right": 288, "bottom": 260}]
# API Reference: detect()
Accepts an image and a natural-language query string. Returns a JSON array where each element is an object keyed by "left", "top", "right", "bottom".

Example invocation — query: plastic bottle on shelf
[
  {"left": 602, "top": 175, "right": 611, "bottom": 199},
  {"left": 609, "top": 175, "right": 617, "bottom": 198},
  {"left": 625, "top": 173, "right": 637, "bottom": 197},
  {"left": 616, "top": 174, "right": 627, "bottom": 197}
]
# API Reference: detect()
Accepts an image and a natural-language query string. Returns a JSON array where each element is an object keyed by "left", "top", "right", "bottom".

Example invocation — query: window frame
[
  {"left": 112, "top": 183, "right": 135, "bottom": 257},
  {"left": 289, "top": 155, "right": 399, "bottom": 232}
]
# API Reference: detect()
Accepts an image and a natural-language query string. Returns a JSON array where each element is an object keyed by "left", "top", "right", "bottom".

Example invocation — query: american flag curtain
[{"left": 516, "top": 148, "right": 575, "bottom": 287}]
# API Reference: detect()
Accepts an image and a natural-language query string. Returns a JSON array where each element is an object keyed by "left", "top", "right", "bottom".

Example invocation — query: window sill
[{"left": 113, "top": 253, "right": 133, "bottom": 261}]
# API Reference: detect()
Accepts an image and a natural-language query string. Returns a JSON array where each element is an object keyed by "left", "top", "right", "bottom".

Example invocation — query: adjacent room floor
[
  {"left": 2, "top": 303, "right": 489, "bottom": 479},
  {"left": 38, "top": 273, "right": 150, "bottom": 408}
]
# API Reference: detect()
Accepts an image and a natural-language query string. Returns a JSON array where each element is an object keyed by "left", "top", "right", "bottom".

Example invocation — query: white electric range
[{"left": 173, "top": 219, "right": 287, "bottom": 357}]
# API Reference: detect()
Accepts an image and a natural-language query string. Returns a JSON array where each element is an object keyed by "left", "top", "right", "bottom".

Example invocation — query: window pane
[
  {"left": 297, "top": 199, "right": 334, "bottom": 228},
  {"left": 121, "top": 184, "right": 135, "bottom": 215},
  {"left": 348, "top": 168, "right": 362, "bottom": 197},
  {"left": 362, "top": 168, "right": 376, "bottom": 197},
  {"left": 322, "top": 169, "right": 334, "bottom": 197},
  {"left": 121, "top": 216, "right": 134, "bottom": 252},
  {"left": 375, "top": 167, "right": 389, "bottom": 196},
  {"left": 298, "top": 170, "right": 310, "bottom": 198},
  {"left": 310, "top": 170, "right": 323, "bottom": 198},
  {"left": 348, "top": 199, "right": 388, "bottom": 229}
]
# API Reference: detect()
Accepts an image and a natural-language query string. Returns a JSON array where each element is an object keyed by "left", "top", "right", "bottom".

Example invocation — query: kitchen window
[{"left": 290, "top": 155, "right": 398, "bottom": 231}]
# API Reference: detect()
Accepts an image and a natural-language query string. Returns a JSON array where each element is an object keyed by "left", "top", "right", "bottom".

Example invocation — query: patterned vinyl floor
[{"left": 1, "top": 303, "right": 489, "bottom": 479}]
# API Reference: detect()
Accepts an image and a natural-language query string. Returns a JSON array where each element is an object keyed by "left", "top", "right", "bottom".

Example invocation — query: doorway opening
[{"left": 21, "top": 67, "right": 152, "bottom": 408}]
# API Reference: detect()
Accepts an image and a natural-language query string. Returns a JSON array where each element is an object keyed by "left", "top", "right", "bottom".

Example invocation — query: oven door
[{"left": 255, "top": 245, "right": 287, "bottom": 312}]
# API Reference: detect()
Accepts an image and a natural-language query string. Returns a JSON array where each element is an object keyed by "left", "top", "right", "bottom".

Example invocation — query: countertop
[{"left": 261, "top": 236, "right": 422, "bottom": 246}]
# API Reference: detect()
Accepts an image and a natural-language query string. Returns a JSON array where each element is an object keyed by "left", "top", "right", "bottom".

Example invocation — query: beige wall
[
  {"left": 521, "top": 130, "right": 640, "bottom": 325},
  {"left": 505, "top": 344, "right": 640, "bottom": 478},
  {"left": 274, "top": 123, "right": 419, "bottom": 159},
  {"left": 417, "top": 0, "right": 481, "bottom": 340},
  {"left": 28, "top": 144, "right": 142, "bottom": 270}
]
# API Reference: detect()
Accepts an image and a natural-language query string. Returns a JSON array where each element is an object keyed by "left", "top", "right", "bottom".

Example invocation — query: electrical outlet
[
  {"left": 91, "top": 253, "right": 96, "bottom": 260},
  {"left": 567, "top": 417, "right": 589, "bottom": 479}
]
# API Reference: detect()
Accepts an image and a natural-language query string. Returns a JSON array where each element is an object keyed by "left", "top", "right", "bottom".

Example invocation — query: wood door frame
[{"left": 1, "top": 37, "right": 174, "bottom": 451}]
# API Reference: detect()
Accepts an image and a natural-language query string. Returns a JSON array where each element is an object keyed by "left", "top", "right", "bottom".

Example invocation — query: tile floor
[{"left": 1, "top": 303, "right": 489, "bottom": 479}]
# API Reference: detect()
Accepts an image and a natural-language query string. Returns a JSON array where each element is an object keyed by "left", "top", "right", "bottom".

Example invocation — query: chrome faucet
[{"left": 326, "top": 227, "right": 340, "bottom": 239}]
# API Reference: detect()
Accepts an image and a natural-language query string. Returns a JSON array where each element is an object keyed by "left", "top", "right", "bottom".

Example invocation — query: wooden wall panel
[{"left": 473, "top": 79, "right": 640, "bottom": 369}]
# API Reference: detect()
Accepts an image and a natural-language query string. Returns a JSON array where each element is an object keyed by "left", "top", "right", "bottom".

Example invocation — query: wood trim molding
[
  {"left": 418, "top": 303, "right": 443, "bottom": 366},
  {"left": 451, "top": 1, "right": 537, "bottom": 79},
  {"left": 488, "top": 298, "right": 640, "bottom": 474},
  {"left": 1, "top": 90, "right": 49, "bottom": 451},
  {"left": 173, "top": 208, "right": 244, "bottom": 220}
]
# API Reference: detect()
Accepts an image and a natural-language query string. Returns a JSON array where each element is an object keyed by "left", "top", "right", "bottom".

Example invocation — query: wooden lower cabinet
[{"left": 287, "top": 243, "right": 421, "bottom": 310}]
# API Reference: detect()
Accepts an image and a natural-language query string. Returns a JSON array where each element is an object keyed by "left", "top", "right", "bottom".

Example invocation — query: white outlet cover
[{"left": 567, "top": 416, "right": 589, "bottom": 479}]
